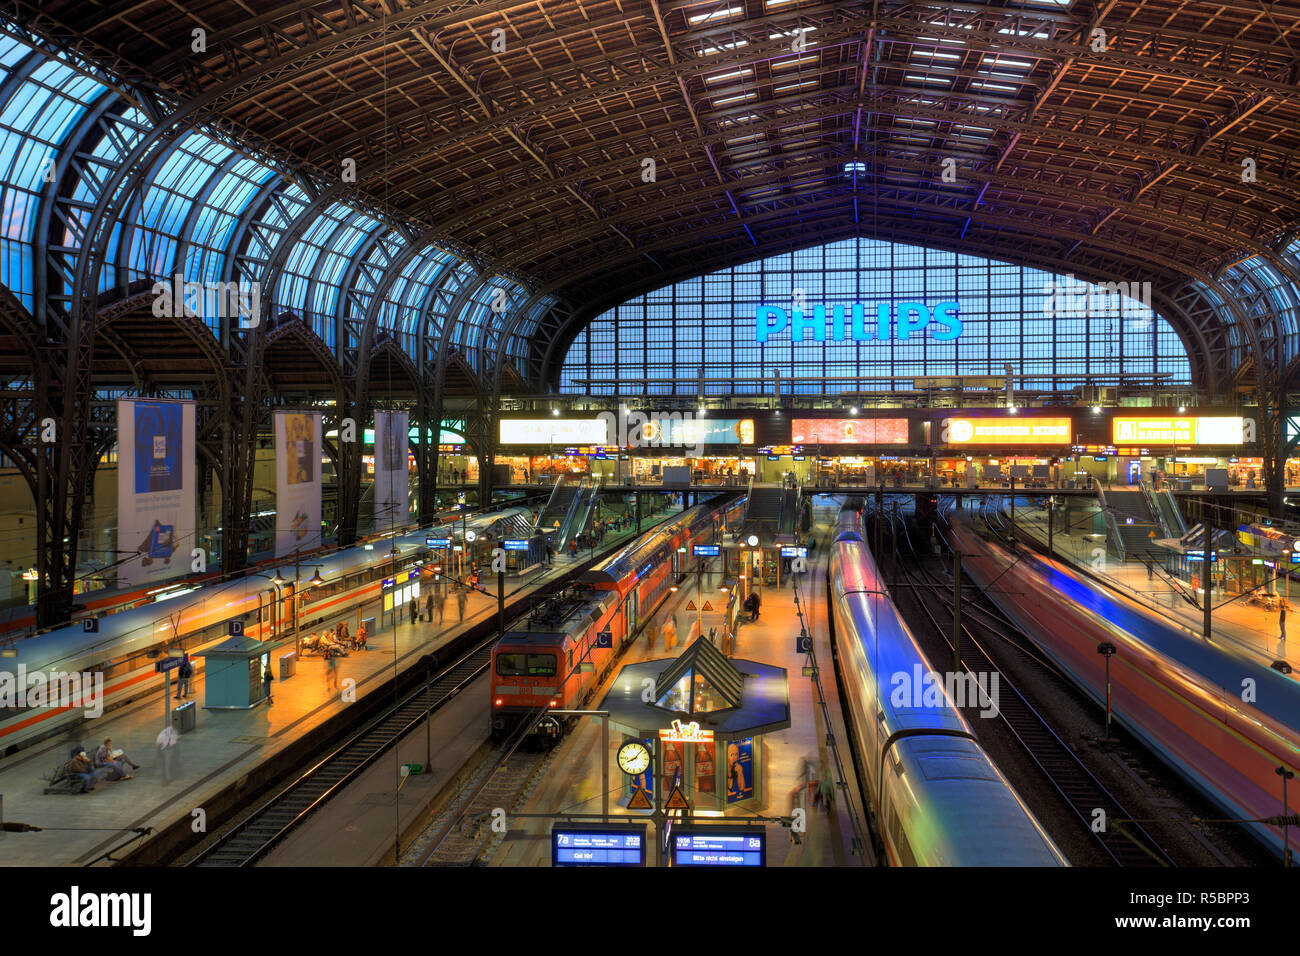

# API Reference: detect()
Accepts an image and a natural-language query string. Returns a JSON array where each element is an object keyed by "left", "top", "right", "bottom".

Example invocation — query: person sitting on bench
[
  {"left": 67, "top": 748, "right": 112, "bottom": 793},
  {"left": 95, "top": 737, "right": 139, "bottom": 775}
]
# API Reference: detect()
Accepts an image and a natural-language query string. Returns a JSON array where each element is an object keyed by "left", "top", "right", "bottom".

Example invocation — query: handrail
[{"left": 1092, "top": 477, "right": 1127, "bottom": 563}]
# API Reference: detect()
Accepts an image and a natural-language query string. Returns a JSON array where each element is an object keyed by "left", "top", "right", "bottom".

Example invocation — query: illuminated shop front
[{"left": 600, "top": 636, "right": 790, "bottom": 813}]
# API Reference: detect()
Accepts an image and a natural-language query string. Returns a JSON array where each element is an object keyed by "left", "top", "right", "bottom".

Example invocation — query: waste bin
[
  {"left": 172, "top": 701, "right": 196, "bottom": 733},
  {"left": 279, "top": 651, "right": 297, "bottom": 679}
]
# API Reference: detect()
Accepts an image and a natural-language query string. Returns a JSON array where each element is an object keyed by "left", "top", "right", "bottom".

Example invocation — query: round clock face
[{"left": 617, "top": 742, "right": 650, "bottom": 776}]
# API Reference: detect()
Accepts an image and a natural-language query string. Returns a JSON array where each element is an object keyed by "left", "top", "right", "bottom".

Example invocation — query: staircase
[
  {"left": 741, "top": 482, "right": 785, "bottom": 543},
  {"left": 1101, "top": 487, "right": 1163, "bottom": 561},
  {"left": 535, "top": 476, "right": 584, "bottom": 551}
]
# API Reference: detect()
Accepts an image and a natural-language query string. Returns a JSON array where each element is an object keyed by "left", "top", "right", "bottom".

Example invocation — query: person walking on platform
[
  {"left": 409, "top": 596, "right": 419, "bottom": 626},
  {"left": 457, "top": 588, "right": 468, "bottom": 622},
  {"left": 426, "top": 591, "right": 435, "bottom": 624},
  {"left": 325, "top": 655, "right": 339, "bottom": 694},
  {"left": 662, "top": 615, "right": 677, "bottom": 652},
  {"left": 568, "top": 538, "right": 578, "bottom": 560},
  {"left": 817, "top": 764, "right": 836, "bottom": 811},
  {"left": 263, "top": 663, "right": 274, "bottom": 705},
  {"left": 176, "top": 655, "right": 193, "bottom": 699},
  {"left": 1281, "top": 605, "right": 1288, "bottom": 644},
  {"left": 646, "top": 620, "right": 657, "bottom": 651}
]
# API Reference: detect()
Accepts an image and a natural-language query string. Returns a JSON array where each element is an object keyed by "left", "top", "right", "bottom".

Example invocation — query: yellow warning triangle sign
[
  {"left": 685, "top": 600, "right": 697, "bottom": 611},
  {"left": 665, "top": 784, "right": 691, "bottom": 811},
  {"left": 702, "top": 600, "right": 714, "bottom": 611},
  {"left": 628, "top": 786, "right": 652, "bottom": 810}
]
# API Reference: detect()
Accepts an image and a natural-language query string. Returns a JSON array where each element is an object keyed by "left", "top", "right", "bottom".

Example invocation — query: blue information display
[
  {"left": 426, "top": 536, "right": 451, "bottom": 548},
  {"left": 780, "top": 546, "right": 807, "bottom": 558},
  {"left": 503, "top": 539, "right": 530, "bottom": 551},
  {"left": 552, "top": 825, "right": 648, "bottom": 867},
  {"left": 693, "top": 544, "right": 721, "bottom": 557},
  {"left": 671, "top": 826, "right": 766, "bottom": 867}
]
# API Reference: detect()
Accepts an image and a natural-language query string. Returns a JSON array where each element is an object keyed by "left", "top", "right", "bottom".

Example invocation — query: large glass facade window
[{"left": 560, "top": 237, "right": 1193, "bottom": 396}]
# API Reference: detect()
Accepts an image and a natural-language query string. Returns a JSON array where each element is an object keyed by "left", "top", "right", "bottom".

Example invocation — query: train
[
  {"left": 490, "top": 495, "right": 746, "bottom": 742},
  {"left": 0, "top": 504, "right": 535, "bottom": 757},
  {"left": 829, "top": 503, "right": 1068, "bottom": 865},
  {"left": 948, "top": 514, "right": 1300, "bottom": 861}
]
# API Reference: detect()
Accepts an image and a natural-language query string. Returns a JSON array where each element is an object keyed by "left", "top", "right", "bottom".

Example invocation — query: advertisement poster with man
[
  {"left": 117, "top": 399, "right": 195, "bottom": 586},
  {"left": 275, "top": 411, "right": 322, "bottom": 557},
  {"left": 726, "top": 737, "right": 754, "bottom": 803},
  {"left": 373, "top": 410, "right": 410, "bottom": 528}
]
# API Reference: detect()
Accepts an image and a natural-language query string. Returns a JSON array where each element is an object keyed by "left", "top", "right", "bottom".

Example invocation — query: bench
[{"left": 42, "top": 762, "right": 82, "bottom": 795}]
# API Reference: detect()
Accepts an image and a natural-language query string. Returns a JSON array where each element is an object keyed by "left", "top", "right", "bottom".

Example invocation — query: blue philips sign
[{"left": 755, "top": 301, "right": 961, "bottom": 343}]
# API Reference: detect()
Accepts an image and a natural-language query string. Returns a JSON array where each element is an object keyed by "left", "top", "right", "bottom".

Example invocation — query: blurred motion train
[
  {"left": 490, "top": 495, "right": 745, "bottom": 742},
  {"left": 0, "top": 504, "right": 534, "bottom": 756},
  {"left": 829, "top": 503, "right": 1068, "bottom": 865},
  {"left": 948, "top": 515, "right": 1300, "bottom": 861}
]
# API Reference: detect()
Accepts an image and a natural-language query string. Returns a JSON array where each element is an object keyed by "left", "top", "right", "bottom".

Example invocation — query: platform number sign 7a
[{"left": 595, "top": 630, "right": 613, "bottom": 649}]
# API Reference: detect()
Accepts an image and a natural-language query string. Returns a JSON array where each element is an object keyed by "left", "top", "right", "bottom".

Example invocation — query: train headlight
[{"left": 494, "top": 698, "right": 503, "bottom": 707}]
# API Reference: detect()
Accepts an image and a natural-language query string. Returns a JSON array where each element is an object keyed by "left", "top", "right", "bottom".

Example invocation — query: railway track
[
  {"left": 881, "top": 503, "right": 1175, "bottom": 867},
  {"left": 185, "top": 520, "right": 680, "bottom": 868},
  {"left": 190, "top": 638, "right": 497, "bottom": 867}
]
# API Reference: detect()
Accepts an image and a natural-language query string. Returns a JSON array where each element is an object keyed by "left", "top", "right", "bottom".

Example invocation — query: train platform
[
  {"left": 998, "top": 502, "right": 1300, "bottom": 670},
  {"left": 487, "top": 497, "right": 865, "bottom": 866},
  {"left": 0, "top": 522, "right": 665, "bottom": 867}
]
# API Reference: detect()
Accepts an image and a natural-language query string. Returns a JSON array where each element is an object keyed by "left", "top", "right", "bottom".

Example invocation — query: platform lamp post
[
  {"left": 1277, "top": 765, "right": 1294, "bottom": 867},
  {"left": 1097, "top": 642, "right": 1117, "bottom": 742},
  {"left": 280, "top": 548, "right": 325, "bottom": 659}
]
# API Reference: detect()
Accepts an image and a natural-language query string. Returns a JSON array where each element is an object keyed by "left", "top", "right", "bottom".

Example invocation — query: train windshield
[{"left": 495, "top": 653, "right": 558, "bottom": 676}]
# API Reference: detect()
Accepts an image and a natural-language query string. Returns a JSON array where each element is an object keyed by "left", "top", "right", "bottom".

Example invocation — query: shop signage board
[
  {"left": 943, "top": 416, "right": 1072, "bottom": 445},
  {"left": 1112, "top": 416, "right": 1245, "bottom": 445},
  {"left": 791, "top": 418, "right": 908, "bottom": 444},
  {"left": 660, "top": 719, "right": 714, "bottom": 744},
  {"left": 499, "top": 419, "right": 609, "bottom": 444}
]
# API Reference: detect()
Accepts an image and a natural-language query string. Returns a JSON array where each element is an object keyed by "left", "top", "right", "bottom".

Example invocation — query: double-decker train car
[
  {"left": 490, "top": 495, "right": 745, "bottom": 741},
  {"left": 0, "top": 504, "right": 534, "bottom": 756},
  {"left": 830, "top": 503, "right": 1067, "bottom": 865}
]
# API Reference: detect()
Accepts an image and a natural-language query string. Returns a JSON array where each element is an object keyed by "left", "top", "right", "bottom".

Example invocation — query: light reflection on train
[
  {"left": 830, "top": 502, "right": 1067, "bottom": 866},
  {"left": 0, "top": 505, "right": 534, "bottom": 756}
]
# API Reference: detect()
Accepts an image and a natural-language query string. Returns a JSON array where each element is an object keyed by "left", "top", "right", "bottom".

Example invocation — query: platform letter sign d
[
  {"left": 82, "top": 618, "right": 99, "bottom": 633},
  {"left": 229, "top": 621, "right": 243, "bottom": 637}
]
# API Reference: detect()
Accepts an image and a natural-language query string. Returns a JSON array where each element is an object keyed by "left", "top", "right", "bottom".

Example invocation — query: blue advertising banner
[
  {"left": 726, "top": 737, "right": 754, "bottom": 803},
  {"left": 117, "top": 399, "right": 196, "bottom": 586}
]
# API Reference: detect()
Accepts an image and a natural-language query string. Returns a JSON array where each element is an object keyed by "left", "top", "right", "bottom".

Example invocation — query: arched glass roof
[{"left": 0, "top": 25, "right": 550, "bottom": 377}]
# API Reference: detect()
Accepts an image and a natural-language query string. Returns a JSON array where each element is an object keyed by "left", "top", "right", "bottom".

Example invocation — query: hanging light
[
  {"left": 271, "top": 570, "right": 287, "bottom": 587},
  {"left": 309, "top": 569, "right": 324, "bottom": 587}
]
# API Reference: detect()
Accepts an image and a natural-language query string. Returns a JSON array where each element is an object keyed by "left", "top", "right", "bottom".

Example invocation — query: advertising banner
[
  {"left": 275, "top": 410, "right": 322, "bottom": 557},
  {"left": 641, "top": 417, "right": 755, "bottom": 446},
  {"left": 726, "top": 737, "right": 754, "bottom": 803},
  {"left": 791, "top": 418, "right": 908, "bottom": 444},
  {"left": 945, "top": 416, "right": 1072, "bottom": 445},
  {"left": 373, "top": 410, "right": 410, "bottom": 528},
  {"left": 117, "top": 399, "right": 196, "bottom": 586},
  {"left": 1113, "top": 416, "right": 1244, "bottom": 445},
  {"left": 499, "top": 419, "right": 608, "bottom": 445}
]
